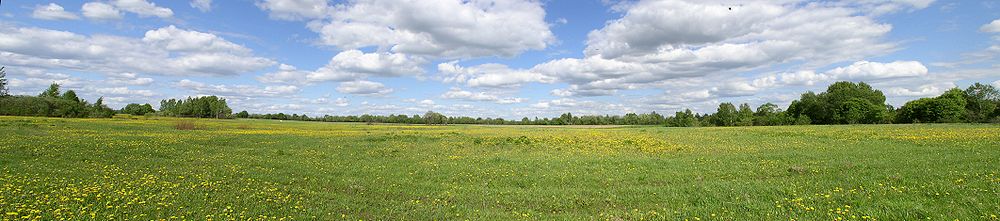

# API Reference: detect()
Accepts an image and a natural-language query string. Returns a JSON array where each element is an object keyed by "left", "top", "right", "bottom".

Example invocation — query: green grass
[{"left": 1, "top": 116, "right": 998, "bottom": 220}]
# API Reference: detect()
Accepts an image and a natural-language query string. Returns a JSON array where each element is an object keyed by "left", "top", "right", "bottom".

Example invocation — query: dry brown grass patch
[{"left": 174, "top": 121, "right": 197, "bottom": 130}]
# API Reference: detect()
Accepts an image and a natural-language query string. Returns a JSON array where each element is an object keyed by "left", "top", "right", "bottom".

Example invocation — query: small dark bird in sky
[{"left": 729, "top": 7, "right": 732, "bottom": 10}]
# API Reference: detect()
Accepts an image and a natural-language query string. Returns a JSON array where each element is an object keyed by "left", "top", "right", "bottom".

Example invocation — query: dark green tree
[
  {"left": 236, "top": 110, "right": 250, "bottom": 118},
  {"left": 39, "top": 83, "right": 61, "bottom": 98},
  {"left": 963, "top": 83, "right": 999, "bottom": 122},
  {"left": 713, "top": 102, "right": 738, "bottom": 126}
]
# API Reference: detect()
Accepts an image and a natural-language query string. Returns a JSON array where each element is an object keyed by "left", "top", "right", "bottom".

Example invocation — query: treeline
[
  {"left": 158, "top": 96, "right": 232, "bottom": 118},
  {"left": 1, "top": 66, "right": 998, "bottom": 126},
  {"left": 0, "top": 82, "right": 230, "bottom": 119},
  {"left": 0, "top": 83, "right": 116, "bottom": 118},
  {"left": 238, "top": 81, "right": 1000, "bottom": 126}
]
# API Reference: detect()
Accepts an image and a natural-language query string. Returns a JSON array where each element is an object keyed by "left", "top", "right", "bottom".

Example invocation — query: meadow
[{"left": 0, "top": 116, "right": 998, "bottom": 220}]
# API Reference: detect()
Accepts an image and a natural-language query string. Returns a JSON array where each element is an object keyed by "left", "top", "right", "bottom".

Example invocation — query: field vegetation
[{"left": 1, "top": 116, "right": 998, "bottom": 220}]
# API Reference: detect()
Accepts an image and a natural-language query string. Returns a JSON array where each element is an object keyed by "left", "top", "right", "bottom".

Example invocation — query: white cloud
[
  {"left": 441, "top": 88, "right": 525, "bottom": 104},
  {"left": 258, "top": 50, "right": 422, "bottom": 84},
  {"left": 729, "top": 60, "right": 927, "bottom": 94},
  {"left": 983, "top": 19, "right": 1000, "bottom": 33},
  {"left": 255, "top": 0, "right": 329, "bottom": 21},
  {"left": 32, "top": 3, "right": 80, "bottom": 20},
  {"left": 143, "top": 25, "right": 249, "bottom": 54},
  {"left": 438, "top": 61, "right": 553, "bottom": 88},
  {"left": 269, "top": 0, "right": 554, "bottom": 59},
  {"left": 0, "top": 25, "right": 274, "bottom": 77},
  {"left": 536, "top": 0, "right": 898, "bottom": 97},
  {"left": 336, "top": 80, "right": 393, "bottom": 96},
  {"left": 110, "top": 0, "right": 173, "bottom": 18},
  {"left": 106, "top": 72, "right": 154, "bottom": 86},
  {"left": 95, "top": 87, "right": 156, "bottom": 97},
  {"left": 82, "top": 2, "right": 123, "bottom": 20},
  {"left": 825, "top": 60, "right": 928, "bottom": 80},
  {"left": 191, "top": 0, "right": 212, "bottom": 12},
  {"left": 176, "top": 79, "right": 300, "bottom": 97},
  {"left": 885, "top": 82, "right": 956, "bottom": 97},
  {"left": 993, "top": 80, "right": 1000, "bottom": 88}
]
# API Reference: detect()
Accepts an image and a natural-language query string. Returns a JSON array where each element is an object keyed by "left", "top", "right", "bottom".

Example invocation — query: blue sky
[{"left": 1, "top": 0, "right": 999, "bottom": 119}]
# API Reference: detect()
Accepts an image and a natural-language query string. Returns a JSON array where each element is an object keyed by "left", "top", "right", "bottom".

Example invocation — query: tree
[
  {"left": 736, "top": 103, "right": 754, "bottom": 126},
  {"left": 713, "top": 103, "right": 738, "bottom": 126},
  {"left": 39, "top": 83, "right": 61, "bottom": 98},
  {"left": 963, "top": 83, "right": 999, "bottom": 123},
  {"left": 122, "top": 103, "right": 155, "bottom": 116},
  {"left": 61, "top": 90, "right": 80, "bottom": 103},
  {"left": 787, "top": 81, "right": 888, "bottom": 124},
  {"left": 787, "top": 92, "right": 830, "bottom": 124},
  {"left": 0, "top": 66, "right": 8, "bottom": 97},
  {"left": 89, "top": 97, "right": 115, "bottom": 118},
  {"left": 897, "top": 88, "right": 967, "bottom": 123},
  {"left": 834, "top": 98, "right": 885, "bottom": 124},
  {"left": 754, "top": 103, "right": 790, "bottom": 126},
  {"left": 669, "top": 109, "right": 699, "bottom": 127},
  {"left": 236, "top": 110, "right": 250, "bottom": 118},
  {"left": 422, "top": 111, "right": 447, "bottom": 125}
]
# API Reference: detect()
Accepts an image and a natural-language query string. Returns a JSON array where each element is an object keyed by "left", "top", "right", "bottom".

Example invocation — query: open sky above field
[{"left": 1, "top": 0, "right": 999, "bottom": 119}]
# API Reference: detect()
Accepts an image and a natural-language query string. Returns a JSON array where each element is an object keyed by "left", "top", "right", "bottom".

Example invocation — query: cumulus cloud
[
  {"left": 0, "top": 24, "right": 274, "bottom": 77},
  {"left": 885, "top": 82, "right": 956, "bottom": 97},
  {"left": 82, "top": 2, "right": 123, "bottom": 20},
  {"left": 258, "top": 0, "right": 555, "bottom": 59},
  {"left": 441, "top": 88, "right": 526, "bottom": 104},
  {"left": 109, "top": 0, "right": 173, "bottom": 18},
  {"left": 191, "top": 0, "right": 212, "bottom": 12},
  {"left": 438, "top": 61, "right": 553, "bottom": 88},
  {"left": 979, "top": 19, "right": 1000, "bottom": 33},
  {"left": 176, "top": 79, "right": 300, "bottom": 97},
  {"left": 95, "top": 87, "right": 156, "bottom": 97},
  {"left": 142, "top": 25, "right": 250, "bottom": 54},
  {"left": 32, "top": 3, "right": 80, "bottom": 20},
  {"left": 258, "top": 50, "right": 422, "bottom": 84},
  {"left": 255, "top": 0, "right": 329, "bottom": 21},
  {"left": 535, "top": 0, "right": 900, "bottom": 97},
  {"left": 335, "top": 80, "right": 393, "bottom": 96},
  {"left": 825, "top": 60, "right": 928, "bottom": 80},
  {"left": 80, "top": 0, "right": 172, "bottom": 20}
]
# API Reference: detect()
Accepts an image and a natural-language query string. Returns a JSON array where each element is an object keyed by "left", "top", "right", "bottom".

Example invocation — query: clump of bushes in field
[{"left": 0, "top": 83, "right": 116, "bottom": 118}]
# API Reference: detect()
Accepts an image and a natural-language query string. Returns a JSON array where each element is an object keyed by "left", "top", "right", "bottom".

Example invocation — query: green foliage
[
  {"left": 897, "top": 88, "right": 968, "bottom": 123},
  {"left": 0, "top": 96, "right": 88, "bottom": 117},
  {"left": 668, "top": 109, "right": 699, "bottom": 127},
  {"left": 788, "top": 81, "right": 888, "bottom": 124},
  {"left": 89, "top": 97, "right": 115, "bottom": 118},
  {"left": 794, "top": 115, "right": 812, "bottom": 125},
  {"left": 39, "top": 83, "right": 61, "bottom": 98},
  {"left": 787, "top": 92, "right": 831, "bottom": 124},
  {"left": 121, "top": 103, "right": 156, "bottom": 116},
  {"left": 833, "top": 98, "right": 886, "bottom": 124},
  {"left": 235, "top": 110, "right": 250, "bottom": 118},
  {"left": 422, "top": 111, "right": 447, "bottom": 125},
  {"left": 736, "top": 103, "right": 754, "bottom": 126},
  {"left": 158, "top": 96, "right": 232, "bottom": 118},
  {"left": 61, "top": 90, "right": 80, "bottom": 103},
  {"left": 962, "top": 83, "right": 999, "bottom": 123},
  {"left": 713, "top": 102, "right": 738, "bottom": 126},
  {"left": 753, "top": 103, "right": 793, "bottom": 126}
]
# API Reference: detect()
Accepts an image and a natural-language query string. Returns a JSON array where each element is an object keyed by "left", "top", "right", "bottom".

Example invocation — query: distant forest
[{"left": 1, "top": 66, "right": 998, "bottom": 126}]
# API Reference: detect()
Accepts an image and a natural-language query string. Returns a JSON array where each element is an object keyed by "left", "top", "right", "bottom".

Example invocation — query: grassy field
[{"left": 1, "top": 116, "right": 998, "bottom": 220}]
